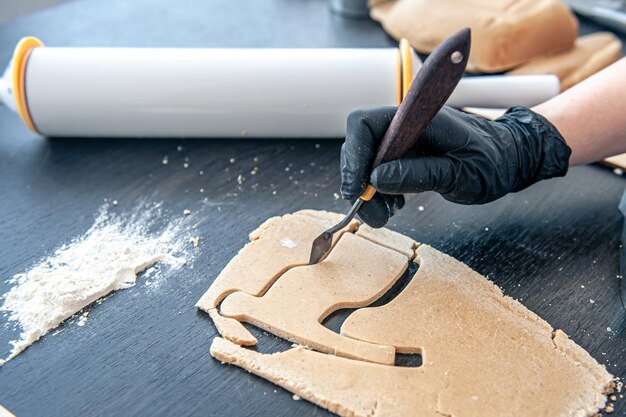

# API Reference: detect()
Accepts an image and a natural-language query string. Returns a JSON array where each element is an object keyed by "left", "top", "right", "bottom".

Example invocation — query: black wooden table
[{"left": 0, "top": 1, "right": 625, "bottom": 416}]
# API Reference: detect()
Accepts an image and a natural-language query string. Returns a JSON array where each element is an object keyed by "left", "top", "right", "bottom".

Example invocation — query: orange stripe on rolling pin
[
  {"left": 11, "top": 36, "right": 43, "bottom": 133},
  {"left": 375, "top": 40, "right": 411, "bottom": 202},
  {"left": 399, "top": 38, "right": 413, "bottom": 100},
  {"left": 395, "top": 47, "right": 401, "bottom": 106}
]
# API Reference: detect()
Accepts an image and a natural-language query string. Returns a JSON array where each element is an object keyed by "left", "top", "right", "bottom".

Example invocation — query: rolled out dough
[
  {"left": 341, "top": 244, "right": 612, "bottom": 416},
  {"left": 355, "top": 223, "right": 417, "bottom": 259},
  {"left": 211, "top": 337, "right": 441, "bottom": 417},
  {"left": 220, "top": 232, "right": 408, "bottom": 365},
  {"left": 195, "top": 210, "right": 359, "bottom": 345},
  {"left": 200, "top": 210, "right": 613, "bottom": 417}
]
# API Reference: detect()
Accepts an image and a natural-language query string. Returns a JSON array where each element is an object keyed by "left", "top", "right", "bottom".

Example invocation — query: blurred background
[{"left": 0, "top": 0, "right": 69, "bottom": 24}]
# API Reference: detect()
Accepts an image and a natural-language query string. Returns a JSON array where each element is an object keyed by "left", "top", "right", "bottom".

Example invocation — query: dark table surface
[{"left": 0, "top": 1, "right": 625, "bottom": 416}]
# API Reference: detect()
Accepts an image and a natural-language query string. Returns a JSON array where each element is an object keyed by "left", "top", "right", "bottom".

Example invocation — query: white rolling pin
[
  {"left": 0, "top": 37, "right": 560, "bottom": 138},
  {"left": 446, "top": 74, "right": 560, "bottom": 109}
]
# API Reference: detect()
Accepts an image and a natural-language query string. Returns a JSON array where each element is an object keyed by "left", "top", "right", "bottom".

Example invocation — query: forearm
[{"left": 533, "top": 57, "right": 626, "bottom": 166}]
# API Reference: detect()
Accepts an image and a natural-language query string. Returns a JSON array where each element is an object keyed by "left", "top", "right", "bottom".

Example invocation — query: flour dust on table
[{"left": 0, "top": 202, "right": 194, "bottom": 365}]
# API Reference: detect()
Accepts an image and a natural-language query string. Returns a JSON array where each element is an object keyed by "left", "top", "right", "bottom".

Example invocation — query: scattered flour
[
  {"left": 0, "top": 203, "right": 190, "bottom": 365},
  {"left": 280, "top": 238, "right": 298, "bottom": 249},
  {"left": 77, "top": 311, "right": 89, "bottom": 327},
  {"left": 189, "top": 236, "right": 200, "bottom": 248}
]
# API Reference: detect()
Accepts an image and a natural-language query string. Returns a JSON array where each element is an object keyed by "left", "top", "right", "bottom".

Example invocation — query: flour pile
[{"left": 1, "top": 203, "right": 190, "bottom": 365}]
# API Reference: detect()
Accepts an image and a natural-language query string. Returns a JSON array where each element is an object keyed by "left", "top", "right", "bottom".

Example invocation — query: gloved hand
[{"left": 340, "top": 105, "right": 571, "bottom": 228}]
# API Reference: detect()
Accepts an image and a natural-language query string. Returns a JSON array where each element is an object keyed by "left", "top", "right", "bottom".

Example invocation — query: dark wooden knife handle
[{"left": 372, "top": 28, "right": 471, "bottom": 168}]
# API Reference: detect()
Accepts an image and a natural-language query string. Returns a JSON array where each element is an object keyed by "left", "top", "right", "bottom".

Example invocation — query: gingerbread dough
[
  {"left": 355, "top": 223, "right": 418, "bottom": 259},
  {"left": 195, "top": 210, "right": 358, "bottom": 345},
  {"left": 220, "top": 232, "right": 409, "bottom": 365},
  {"left": 211, "top": 337, "right": 442, "bottom": 417},
  {"left": 369, "top": 0, "right": 578, "bottom": 73},
  {"left": 341, "top": 245, "right": 611, "bottom": 416},
  {"left": 200, "top": 211, "right": 612, "bottom": 417},
  {"left": 507, "top": 32, "right": 623, "bottom": 90}
]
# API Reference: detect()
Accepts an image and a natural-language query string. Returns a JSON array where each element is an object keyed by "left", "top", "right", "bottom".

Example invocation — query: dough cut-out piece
[
  {"left": 211, "top": 337, "right": 442, "bottom": 417},
  {"left": 219, "top": 232, "right": 407, "bottom": 365},
  {"left": 355, "top": 223, "right": 418, "bottom": 259},
  {"left": 195, "top": 210, "right": 359, "bottom": 345},
  {"left": 196, "top": 210, "right": 358, "bottom": 311},
  {"left": 340, "top": 244, "right": 613, "bottom": 417},
  {"left": 207, "top": 309, "right": 256, "bottom": 346}
]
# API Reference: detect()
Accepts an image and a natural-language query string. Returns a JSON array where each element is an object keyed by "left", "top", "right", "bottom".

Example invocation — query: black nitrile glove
[{"left": 340, "top": 105, "right": 571, "bottom": 228}]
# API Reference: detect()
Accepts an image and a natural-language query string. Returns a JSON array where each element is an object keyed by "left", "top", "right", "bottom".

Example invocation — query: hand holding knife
[{"left": 309, "top": 27, "right": 472, "bottom": 264}]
